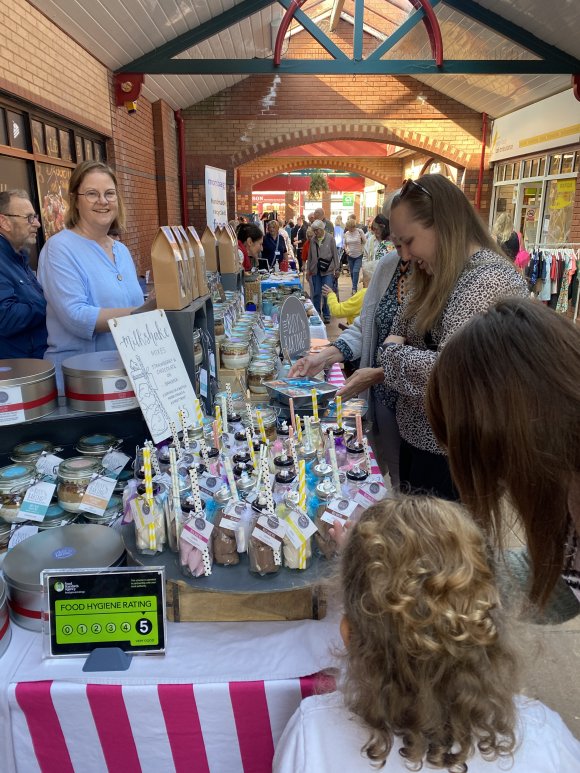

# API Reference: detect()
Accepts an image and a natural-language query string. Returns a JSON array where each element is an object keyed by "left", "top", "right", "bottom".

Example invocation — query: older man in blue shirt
[{"left": 0, "top": 190, "right": 47, "bottom": 359}]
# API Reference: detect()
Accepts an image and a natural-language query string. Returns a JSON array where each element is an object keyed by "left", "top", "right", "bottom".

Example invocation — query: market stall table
[{"left": 260, "top": 275, "right": 302, "bottom": 293}]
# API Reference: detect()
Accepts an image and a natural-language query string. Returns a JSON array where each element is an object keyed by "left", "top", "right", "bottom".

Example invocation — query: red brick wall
[{"left": 152, "top": 101, "right": 181, "bottom": 227}]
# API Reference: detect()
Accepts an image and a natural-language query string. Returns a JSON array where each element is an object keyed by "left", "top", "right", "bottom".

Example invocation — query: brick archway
[{"left": 244, "top": 157, "right": 398, "bottom": 188}]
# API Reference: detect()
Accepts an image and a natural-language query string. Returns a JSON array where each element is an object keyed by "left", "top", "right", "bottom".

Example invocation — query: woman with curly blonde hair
[{"left": 274, "top": 496, "right": 580, "bottom": 772}]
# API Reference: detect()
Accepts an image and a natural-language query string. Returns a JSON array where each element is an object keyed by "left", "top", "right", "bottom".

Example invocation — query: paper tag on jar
[
  {"left": 36, "top": 453, "right": 64, "bottom": 479},
  {"left": 199, "top": 369, "right": 208, "bottom": 398},
  {"left": 131, "top": 497, "right": 158, "bottom": 528},
  {"left": 252, "top": 514, "right": 286, "bottom": 549},
  {"left": 17, "top": 481, "right": 56, "bottom": 521},
  {"left": 354, "top": 480, "right": 387, "bottom": 508},
  {"left": 8, "top": 523, "right": 39, "bottom": 550},
  {"left": 198, "top": 473, "right": 221, "bottom": 497},
  {"left": 219, "top": 501, "right": 246, "bottom": 532},
  {"left": 320, "top": 496, "right": 357, "bottom": 526},
  {"left": 209, "top": 353, "right": 216, "bottom": 378},
  {"left": 80, "top": 475, "right": 117, "bottom": 515},
  {"left": 181, "top": 516, "right": 214, "bottom": 551},
  {"left": 102, "top": 450, "right": 131, "bottom": 476},
  {"left": 285, "top": 510, "right": 317, "bottom": 549}
]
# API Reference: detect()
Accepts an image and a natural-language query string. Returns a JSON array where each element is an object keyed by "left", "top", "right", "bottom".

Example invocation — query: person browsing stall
[
  {"left": 260, "top": 219, "right": 287, "bottom": 271},
  {"left": 237, "top": 222, "right": 263, "bottom": 272},
  {"left": 0, "top": 190, "right": 47, "bottom": 359},
  {"left": 307, "top": 219, "right": 339, "bottom": 323},
  {"left": 274, "top": 496, "right": 580, "bottom": 772},
  {"left": 379, "top": 175, "right": 528, "bottom": 500},
  {"left": 322, "top": 261, "right": 376, "bottom": 325},
  {"left": 38, "top": 160, "right": 155, "bottom": 389}
]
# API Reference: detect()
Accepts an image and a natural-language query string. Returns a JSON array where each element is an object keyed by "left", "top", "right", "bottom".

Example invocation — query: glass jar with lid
[
  {"left": 0, "top": 463, "right": 37, "bottom": 523},
  {"left": 193, "top": 328, "right": 203, "bottom": 367},
  {"left": 57, "top": 457, "right": 103, "bottom": 513},
  {"left": 212, "top": 487, "right": 239, "bottom": 566},
  {"left": 282, "top": 504, "right": 313, "bottom": 571},
  {"left": 0, "top": 519, "right": 11, "bottom": 554},
  {"left": 133, "top": 481, "right": 168, "bottom": 555},
  {"left": 248, "top": 498, "right": 284, "bottom": 576},
  {"left": 35, "top": 503, "right": 78, "bottom": 529},
  {"left": 214, "top": 310, "right": 225, "bottom": 342},
  {"left": 313, "top": 480, "right": 340, "bottom": 559},
  {"left": 75, "top": 433, "right": 122, "bottom": 458},
  {"left": 79, "top": 495, "right": 123, "bottom": 527},
  {"left": 10, "top": 440, "right": 58, "bottom": 464},
  {"left": 179, "top": 504, "right": 213, "bottom": 578},
  {"left": 242, "top": 405, "right": 278, "bottom": 443},
  {"left": 248, "top": 360, "right": 276, "bottom": 395},
  {"left": 221, "top": 339, "right": 250, "bottom": 370}
]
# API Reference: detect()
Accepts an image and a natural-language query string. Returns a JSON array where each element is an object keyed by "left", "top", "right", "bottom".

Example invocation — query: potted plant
[{"left": 308, "top": 171, "right": 329, "bottom": 199}]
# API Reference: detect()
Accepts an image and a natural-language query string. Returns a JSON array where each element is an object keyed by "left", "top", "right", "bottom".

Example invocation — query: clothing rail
[{"left": 532, "top": 243, "right": 580, "bottom": 323}]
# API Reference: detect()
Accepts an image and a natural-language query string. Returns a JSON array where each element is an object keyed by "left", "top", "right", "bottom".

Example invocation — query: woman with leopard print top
[{"left": 380, "top": 174, "right": 528, "bottom": 499}]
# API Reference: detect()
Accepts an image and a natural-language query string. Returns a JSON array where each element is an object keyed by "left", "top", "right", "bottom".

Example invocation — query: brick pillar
[
  {"left": 236, "top": 189, "right": 253, "bottom": 218},
  {"left": 321, "top": 190, "right": 332, "bottom": 217},
  {"left": 462, "top": 166, "right": 494, "bottom": 218},
  {"left": 284, "top": 191, "right": 297, "bottom": 222},
  {"left": 186, "top": 155, "right": 235, "bottom": 231},
  {"left": 354, "top": 194, "right": 362, "bottom": 223},
  {"left": 152, "top": 100, "right": 180, "bottom": 226}
]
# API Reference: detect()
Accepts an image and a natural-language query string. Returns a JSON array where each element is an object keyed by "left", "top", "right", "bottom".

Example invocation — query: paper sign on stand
[
  {"left": 205, "top": 165, "right": 228, "bottom": 231},
  {"left": 108, "top": 310, "right": 198, "bottom": 443}
]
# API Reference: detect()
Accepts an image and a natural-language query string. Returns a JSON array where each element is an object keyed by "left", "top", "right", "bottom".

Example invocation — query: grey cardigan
[{"left": 332, "top": 250, "right": 399, "bottom": 423}]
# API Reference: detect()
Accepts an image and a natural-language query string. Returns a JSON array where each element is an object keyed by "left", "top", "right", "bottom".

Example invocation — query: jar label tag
[
  {"left": 0, "top": 385, "right": 25, "bottom": 425},
  {"left": 181, "top": 516, "right": 214, "bottom": 551},
  {"left": 284, "top": 509, "right": 317, "bottom": 549},
  {"left": 80, "top": 475, "right": 117, "bottom": 515},
  {"left": 18, "top": 481, "right": 56, "bottom": 521},
  {"left": 102, "top": 450, "right": 131, "bottom": 476},
  {"left": 36, "top": 453, "right": 64, "bottom": 480},
  {"left": 199, "top": 369, "right": 208, "bottom": 398},
  {"left": 354, "top": 479, "right": 387, "bottom": 507},
  {"left": 8, "top": 523, "right": 39, "bottom": 550}
]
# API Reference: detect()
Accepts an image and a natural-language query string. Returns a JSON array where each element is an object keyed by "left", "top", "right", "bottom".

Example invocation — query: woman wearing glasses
[
  {"left": 379, "top": 174, "right": 528, "bottom": 499},
  {"left": 38, "top": 160, "right": 153, "bottom": 390}
]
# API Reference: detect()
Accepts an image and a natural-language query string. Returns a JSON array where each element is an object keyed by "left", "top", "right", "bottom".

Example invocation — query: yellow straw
[
  {"left": 142, "top": 446, "right": 156, "bottom": 551},
  {"left": 311, "top": 388, "right": 319, "bottom": 422},
  {"left": 256, "top": 409, "right": 267, "bottom": 444},
  {"left": 298, "top": 459, "right": 306, "bottom": 511},
  {"left": 336, "top": 395, "right": 343, "bottom": 429},
  {"left": 194, "top": 397, "right": 203, "bottom": 427},
  {"left": 295, "top": 414, "right": 303, "bottom": 443},
  {"left": 215, "top": 404, "right": 222, "bottom": 437}
]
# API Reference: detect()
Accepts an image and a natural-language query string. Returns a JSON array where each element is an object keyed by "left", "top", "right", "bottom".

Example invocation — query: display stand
[
  {"left": 165, "top": 293, "right": 215, "bottom": 413},
  {"left": 82, "top": 647, "right": 132, "bottom": 672},
  {"left": 219, "top": 270, "right": 243, "bottom": 293}
]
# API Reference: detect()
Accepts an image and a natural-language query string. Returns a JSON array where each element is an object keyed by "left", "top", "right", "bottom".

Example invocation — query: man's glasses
[
  {"left": 400, "top": 178, "right": 432, "bottom": 199},
  {"left": 2, "top": 213, "right": 40, "bottom": 224},
  {"left": 77, "top": 189, "right": 118, "bottom": 203}
]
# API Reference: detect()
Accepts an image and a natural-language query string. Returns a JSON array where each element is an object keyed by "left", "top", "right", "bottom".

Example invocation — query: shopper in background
[
  {"left": 0, "top": 190, "right": 47, "bottom": 359},
  {"left": 380, "top": 174, "right": 528, "bottom": 500},
  {"left": 427, "top": 297, "right": 580, "bottom": 618},
  {"left": 276, "top": 218, "right": 295, "bottom": 268},
  {"left": 492, "top": 212, "right": 519, "bottom": 260},
  {"left": 261, "top": 219, "right": 287, "bottom": 271},
  {"left": 322, "top": 261, "right": 376, "bottom": 325},
  {"left": 237, "top": 222, "right": 264, "bottom": 271},
  {"left": 274, "top": 496, "right": 580, "bottom": 772},
  {"left": 306, "top": 219, "right": 339, "bottom": 323},
  {"left": 38, "top": 160, "right": 154, "bottom": 390},
  {"left": 313, "top": 207, "right": 334, "bottom": 236},
  {"left": 342, "top": 217, "right": 366, "bottom": 295},
  {"left": 333, "top": 215, "right": 345, "bottom": 251}
]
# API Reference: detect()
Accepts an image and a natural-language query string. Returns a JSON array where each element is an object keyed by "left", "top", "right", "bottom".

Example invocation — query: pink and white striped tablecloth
[{"left": 326, "top": 362, "right": 346, "bottom": 388}]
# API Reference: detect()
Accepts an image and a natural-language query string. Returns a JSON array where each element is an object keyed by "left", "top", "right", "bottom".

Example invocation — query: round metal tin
[
  {"left": 0, "top": 576, "right": 11, "bottom": 658},
  {"left": 2, "top": 525, "right": 126, "bottom": 631},
  {"left": 62, "top": 351, "right": 138, "bottom": 413},
  {"left": 0, "top": 359, "right": 57, "bottom": 424}
]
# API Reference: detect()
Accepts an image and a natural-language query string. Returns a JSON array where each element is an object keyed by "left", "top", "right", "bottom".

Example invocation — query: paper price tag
[
  {"left": 80, "top": 475, "right": 117, "bottom": 515},
  {"left": 8, "top": 524, "right": 39, "bottom": 550},
  {"left": 181, "top": 516, "right": 214, "bottom": 551},
  {"left": 252, "top": 514, "right": 286, "bottom": 550},
  {"left": 36, "top": 453, "right": 64, "bottom": 479},
  {"left": 320, "top": 497, "right": 357, "bottom": 527},
  {"left": 354, "top": 480, "right": 387, "bottom": 508},
  {"left": 130, "top": 497, "right": 158, "bottom": 528},
  {"left": 285, "top": 510, "right": 317, "bottom": 549},
  {"left": 199, "top": 369, "right": 208, "bottom": 398},
  {"left": 17, "top": 481, "right": 56, "bottom": 521},
  {"left": 254, "top": 326, "right": 267, "bottom": 344},
  {"left": 209, "top": 353, "right": 216, "bottom": 378},
  {"left": 102, "top": 450, "right": 131, "bottom": 476},
  {"left": 198, "top": 474, "right": 221, "bottom": 497}
]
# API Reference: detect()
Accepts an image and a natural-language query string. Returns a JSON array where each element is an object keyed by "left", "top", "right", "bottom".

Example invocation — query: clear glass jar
[
  {"left": 212, "top": 488, "right": 239, "bottom": 566},
  {"left": 133, "top": 481, "right": 168, "bottom": 555},
  {"left": 36, "top": 505, "right": 78, "bottom": 529},
  {"left": 75, "top": 433, "right": 122, "bottom": 458},
  {"left": 179, "top": 510, "right": 213, "bottom": 578},
  {"left": 214, "top": 311, "right": 225, "bottom": 342},
  {"left": 221, "top": 339, "right": 251, "bottom": 370},
  {"left": 193, "top": 328, "right": 203, "bottom": 367},
  {"left": 0, "top": 463, "right": 37, "bottom": 523},
  {"left": 10, "top": 440, "right": 56, "bottom": 464},
  {"left": 248, "top": 505, "right": 284, "bottom": 576},
  {"left": 248, "top": 361, "right": 276, "bottom": 395},
  {"left": 282, "top": 506, "right": 313, "bottom": 571},
  {"left": 236, "top": 470, "right": 257, "bottom": 500},
  {"left": 242, "top": 405, "right": 278, "bottom": 443},
  {"left": 0, "top": 519, "right": 11, "bottom": 553},
  {"left": 56, "top": 457, "right": 102, "bottom": 513},
  {"left": 313, "top": 480, "right": 340, "bottom": 559}
]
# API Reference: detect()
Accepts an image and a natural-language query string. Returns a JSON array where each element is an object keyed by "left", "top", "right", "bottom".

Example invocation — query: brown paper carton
[
  {"left": 171, "top": 226, "right": 193, "bottom": 303},
  {"left": 201, "top": 226, "right": 219, "bottom": 272},
  {"left": 175, "top": 225, "right": 199, "bottom": 300},
  {"left": 216, "top": 225, "right": 240, "bottom": 274},
  {"left": 187, "top": 226, "right": 209, "bottom": 296},
  {"left": 151, "top": 226, "right": 190, "bottom": 310}
]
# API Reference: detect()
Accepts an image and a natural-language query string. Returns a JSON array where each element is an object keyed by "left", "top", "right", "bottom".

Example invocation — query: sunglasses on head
[{"left": 400, "top": 178, "right": 432, "bottom": 199}]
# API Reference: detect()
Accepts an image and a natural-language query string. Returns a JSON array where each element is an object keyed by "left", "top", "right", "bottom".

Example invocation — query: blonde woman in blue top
[{"left": 38, "top": 161, "right": 154, "bottom": 390}]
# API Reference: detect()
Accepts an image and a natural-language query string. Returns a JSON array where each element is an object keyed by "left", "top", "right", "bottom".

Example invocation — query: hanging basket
[{"left": 309, "top": 171, "right": 329, "bottom": 199}]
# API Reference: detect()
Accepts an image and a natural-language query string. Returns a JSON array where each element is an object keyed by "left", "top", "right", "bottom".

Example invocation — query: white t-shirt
[{"left": 273, "top": 692, "right": 580, "bottom": 773}]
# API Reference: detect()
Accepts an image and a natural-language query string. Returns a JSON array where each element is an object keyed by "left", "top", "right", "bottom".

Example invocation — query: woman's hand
[
  {"left": 321, "top": 285, "right": 333, "bottom": 297},
  {"left": 384, "top": 334, "right": 405, "bottom": 345},
  {"left": 336, "top": 367, "right": 384, "bottom": 399},
  {"left": 132, "top": 293, "right": 157, "bottom": 315},
  {"left": 329, "top": 519, "right": 353, "bottom": 551},
  {"left": 288, "top": 351, "right": 331, "bottom": 378}
]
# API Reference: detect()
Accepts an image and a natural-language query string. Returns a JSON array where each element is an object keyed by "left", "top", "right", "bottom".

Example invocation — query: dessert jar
[
  {"left": 132, "top": 481, "right": 168, "bottom": 555},
  {"left": 10, "top": 440, "right": 57, "bottom": 464},
  {"left": 75, "top": 433, "right": 122, "bottom": 458},
  {"left": 57, "top": 457, "right": 102, "bottom": 514},
  {"left": 212, "top": 488, "right": 239, "bottom": 566},
  {"left": 248, "top": 499, "right": 284, "bottom": 577},
  {"left": 0, "top": 464, "right": 37, "bottom": 523},
  {"left": 220, "top": 339, "right": 251, "bottom": 370},
  {"left": 179, "top": 511, "right": 213, "bottom": 578},
  {"left": 282, "top": 505, "right": 313, "bottom": 571},
  {"left": 313, "top": 480, "right": 341, "bottom": 559},
  {"left": 242, "top": 406, "right": 278, "bottom": 443},
  {"left": 0, "top": 519, "right": 12, "bottom": 555},
  {"left": 214, "top": 310, "right": 225, "bottom": 342},
  {"left": 247, "top": 361, "right": 276, "bottom": 395},
  {"left": 236, "top": 470, "right": 257, "bottom": 501},
  {"left": 193, "top": 328, "right": 203, "bottom": 367}
]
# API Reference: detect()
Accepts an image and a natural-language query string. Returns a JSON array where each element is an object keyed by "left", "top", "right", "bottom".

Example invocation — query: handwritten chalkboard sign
[{"left": 279, "top": 296, "right": 311, "bottom": 362}]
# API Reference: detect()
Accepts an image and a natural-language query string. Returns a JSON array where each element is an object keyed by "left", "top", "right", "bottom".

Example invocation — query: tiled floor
[{"left": 322, "top": 272, "right": 580, "bottom": 739}]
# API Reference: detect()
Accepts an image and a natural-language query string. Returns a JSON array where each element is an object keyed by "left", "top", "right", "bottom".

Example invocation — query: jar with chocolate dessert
[
  {"left": 272, "top": 465, "right": 297, "bottom": 504},
  {"left": 247, "top": 361, "right": 276, "bottom": 396},
  {"left": 212, "top": 487, "right": 239, "bottom": 566},
  {"left": 312, "top": 480, "right": 341, "bottom": 559},
  {"left": 0, "top": 464, "right": 37, "bottom": 523},
  {"left": 247, "top": 495, "right": 284, "bottom": 576},
  {"left": 220, "top": 339, "right": 250, "bottom": 370},
  {"left": 57, "top": 457, "right": 103, "bottom": 514},
  {"left": 132, "top": 481, "right": 168, "bottom": 555},
  {"left": 242, "top": 406, "right": 278, "bottom": 443}
]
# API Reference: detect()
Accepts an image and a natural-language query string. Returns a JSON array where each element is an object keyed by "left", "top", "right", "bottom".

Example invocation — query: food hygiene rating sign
[{"left": 42, "top": 567, "right": 166, "bottom": 657}]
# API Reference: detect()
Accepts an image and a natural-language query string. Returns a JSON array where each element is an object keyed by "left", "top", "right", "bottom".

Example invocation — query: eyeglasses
[
  {"left": 400, "top": 178, "right": 432, "bottom": 199},
  {"left": 77, "top": 189, "right": 118, "bottom": 203},
  {"left": 2, "top": 213, "right": 40, "bottom": 224}
]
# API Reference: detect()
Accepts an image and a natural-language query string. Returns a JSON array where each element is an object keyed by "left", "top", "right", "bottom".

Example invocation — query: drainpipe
[
  {"left": 174, "top": 109, "right": 188, "bottom": 227},
  {"left": 475, "top": 112, "right": 488, "bottom": 211}
]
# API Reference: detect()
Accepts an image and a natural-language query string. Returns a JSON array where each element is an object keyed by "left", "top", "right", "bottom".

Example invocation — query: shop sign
[
  {"left": 342, "top": 193, "right": 354, "bottom": 206},
  {"left": 42, "top": 567, "right": 166, "bottom": 657},
  {"left": 526, "top": 208, "right": 536, "bottom": 222},
  {"left": 279, "top": 295, "right": 310, "bottom": 362}
]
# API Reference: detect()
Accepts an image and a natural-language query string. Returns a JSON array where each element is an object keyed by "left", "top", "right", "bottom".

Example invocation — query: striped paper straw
[
  {"left": 289, "top": 398, "right": 296, "bottom": 430},
  {"left": 212, "top": 420, "right": 220, "bottom": 451},
  {"left": 245, "top": 427, "right": 257, "bottom": 468},
  {"left": 311, "top": 388, "right": 319, "bottom": 422},
  {"left": 295, "top": 414, "right": 303, "bottom": 443},
  {"left": 215, "top": 405, "right": 222, "bottom": 437},
  {"left": 245, "top": 403, "right": 254, "bottom": 435},
  {"left": 336, "top": 395, "right": 343, "bottom": 429},
  {"left": 303, "top": 415, "right": 312, "bottom": 448},
  {"left": 178, "top": 409, "right": 187, "bottom": 434},
  {"left": 356, "top": 413, "right": 363, "bottom": 443},
  {"left": 199, "top": 437, "right": 209, "bottom": 461},
  {"left": 225, "top": 384, "right": 235, "bottom": 417},
  {"left": 221, "top": 395, "right": 229, "bottom": 430},
  {"left": 328, "top": 433, "right": 342, "bottom": 493},
  {"left": 193, "top": 397, "right": 203, "bottom": 428},
  {"left": 223, "top": 457, "right": 239, "bottom": 501},
  {"left": 298, "top": 459, "right": 306, "bottom": 511},
  {"left": 188, "top": 466, "right": 203, "bottom": 513},
  {"left": 142, "top": 446, "right": 156, "bottom": 551},
  {"left": 145, "top": 440, "right": 161, "bottom": 477},
  {"left": 256, "top": 409, "right": 267, "bottom": 444},
  {"left": 362, "top": 436, "right": 373, "bottom": 473}
]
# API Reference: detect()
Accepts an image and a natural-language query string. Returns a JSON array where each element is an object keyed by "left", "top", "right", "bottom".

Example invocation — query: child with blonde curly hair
[{"left": 274, "top": 496, "right": 580, "bottom": 772}]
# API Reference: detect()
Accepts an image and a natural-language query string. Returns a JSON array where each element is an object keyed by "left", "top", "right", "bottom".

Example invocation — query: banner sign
[{"left": 205, "top": 165, "right": 228, "bottom": 229}]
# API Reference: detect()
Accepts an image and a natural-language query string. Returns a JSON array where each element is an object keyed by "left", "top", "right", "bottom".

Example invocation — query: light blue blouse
[{"left": 37, "top": 229, "right": 144, "bottom": 389}]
